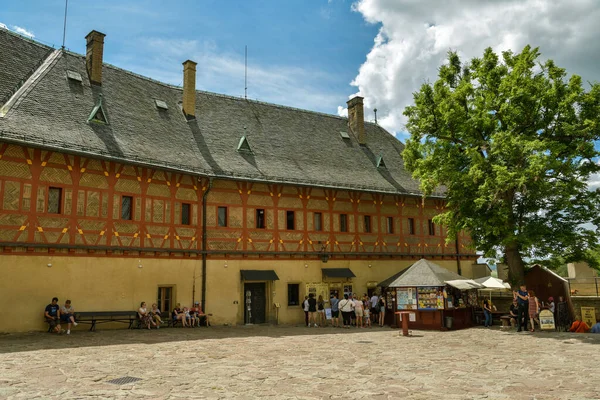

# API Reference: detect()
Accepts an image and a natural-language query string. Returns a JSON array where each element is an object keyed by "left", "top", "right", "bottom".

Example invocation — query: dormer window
[
  {"left": 376, "top": 155, "right": 387, "bottom": 169},
  {"left": 66, "top": 70, "right": 82, "bottom": 82},
  {"left": 237, "top": 136, "right": 252, "bottom": 153},
  {"left": 155, "top": 99, "right": 168, "bottom": 110},
  {"left": 88, "top": 94, "right": 108, "bottom": 124}
]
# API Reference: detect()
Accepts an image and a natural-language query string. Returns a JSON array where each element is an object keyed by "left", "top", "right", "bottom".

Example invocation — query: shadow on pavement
[{"left": 0, "top": 325, "right": 400, "bottom": 354}]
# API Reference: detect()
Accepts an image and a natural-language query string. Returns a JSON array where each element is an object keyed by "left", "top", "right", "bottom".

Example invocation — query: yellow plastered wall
[
  {"left": 0, "top": 255, "right": 474, "bottom": 332},
  {"left": 204, "top": 258, "right": 473, "bottom": 326},
  {"left": 0, "top": 255, "right": 199, "bottom": 332}
]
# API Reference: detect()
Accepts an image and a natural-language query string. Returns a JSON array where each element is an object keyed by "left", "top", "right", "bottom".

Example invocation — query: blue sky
[{"left": 1, "top": 0, "right": 378, "bottom": 118}]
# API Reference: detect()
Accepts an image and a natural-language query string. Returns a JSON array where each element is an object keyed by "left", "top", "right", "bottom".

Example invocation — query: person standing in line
[
  {"left": 528, "top": 290, "right": 540, "bottom": 332},
  {"left": 330, "top": 294, "right": 340, "bottom": 328},
  {"left": 302, "top": 296, "right": 309, "bottom": 327},
  {"left": 378, "top": 296, "right": 386, "bottom": 327},
  {"left": 339, "top": 294, "right": 354, "bottom": 328},
  {"left": 308, "top": 293, "right": 318, "bottom": 327},
  {"left": 370, "top": 292, "right": 379, "bottom": 323},
  {"left": 354, "top": 295, "right": 364, "bottom": 328},
  {"left": 483, "top": 299, "right": 493, "bottom": 328},
  {"left": 60, "top": 299, "right": 78, "bottom": 335},
  {"left": 514, "top": 285, "right": 529, "bottom": 332},
  {"left": 348, "top": 293, "right": 356, "bottom": 326},
  {"left": 317, "top": 295, "right": 326, "bottom": 327}
]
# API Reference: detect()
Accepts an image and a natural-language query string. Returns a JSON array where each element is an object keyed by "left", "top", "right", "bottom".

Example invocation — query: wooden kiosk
[{"left": 379, "top": 259, "right": 481, "bottom": 330}]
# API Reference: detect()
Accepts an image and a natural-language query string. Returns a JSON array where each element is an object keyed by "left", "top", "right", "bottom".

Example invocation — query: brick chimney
[
  {"left": 347, "top": 96, "right": 365, "bottom": 145},
  {"left": 85, "top": 30, "right": 106, "bottom": 86},
  {"left": 182, "top": 60, "right": 197, "bottom": 120}
]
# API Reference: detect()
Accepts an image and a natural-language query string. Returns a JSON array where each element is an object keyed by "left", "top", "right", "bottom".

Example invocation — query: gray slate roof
[
  {"left": 0, "top": 28, "right": 432, "bottom": 196},
  {"left": 383, "top": 259, "right": 467, "bottom": 287}
]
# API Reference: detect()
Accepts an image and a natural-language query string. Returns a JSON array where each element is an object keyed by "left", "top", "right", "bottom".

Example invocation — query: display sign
[
  {"left": 581, "top": 307, "right": 596, "bottom": 327},
  {"left": 539, "top": 309, "right": 555, "bottom": 331},
  {"left": 306, "top": 283, "right": 329, "bottom": 301},
  {"left": 417, "top": 287, "right": 444, "bottom": 310},
  {"left": 325, "top": 308, "right": 332, "bottom": 320},
  {"left": 397, "top": 287, "right": 417, "bottom": 310},
  {"left": 398, "top": 312, "right": 416, "bottom": 322}
]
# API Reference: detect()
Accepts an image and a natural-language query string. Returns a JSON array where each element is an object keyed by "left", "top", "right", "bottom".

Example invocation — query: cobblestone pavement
[{"left": 0, "top": 325, "right": 599, "bottom": 399}]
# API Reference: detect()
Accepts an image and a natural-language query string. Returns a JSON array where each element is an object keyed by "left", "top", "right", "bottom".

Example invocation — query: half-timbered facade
[{"left": 0, "top": 28, "right": 477, "bottom": 331}]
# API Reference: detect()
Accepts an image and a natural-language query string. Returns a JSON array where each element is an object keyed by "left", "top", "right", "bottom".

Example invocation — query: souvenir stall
[{"left": 378, "top": 259, "right": 482, "bottom": 330}]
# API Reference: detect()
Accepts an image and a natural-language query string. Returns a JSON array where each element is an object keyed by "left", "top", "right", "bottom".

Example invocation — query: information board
[{"left": 539, "top": 309, "right": 555, "bottom": 331}]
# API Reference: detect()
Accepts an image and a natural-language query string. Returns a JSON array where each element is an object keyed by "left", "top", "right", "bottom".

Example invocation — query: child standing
[{"left": 364, "top": 307, "right": 371, "bottom": 328}]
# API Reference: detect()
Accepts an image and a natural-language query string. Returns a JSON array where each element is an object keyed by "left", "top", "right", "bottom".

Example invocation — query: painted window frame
[
  {"left": 47, "top": 186, "right": 63, "bottom": 214},
  {"left": 314, "top": 212, "right": 323, "bottom": 232},
  {"left": 408, "top": 217, "right": 416, "bottom": 235},
  {"left": 340, "top": 213, "right": 348, "bottom": 232},
  {"left": 121, "top": 195, "right": 133, "bottom": 220},
  {"left": 217, "top": 206, "right": 228, "bottom": 227},
  {"left": 256, "top": 208, "right": 266, "bottom": 229},
  {"left": 286, "top": 210, "right": 295, "bottom": 230}
]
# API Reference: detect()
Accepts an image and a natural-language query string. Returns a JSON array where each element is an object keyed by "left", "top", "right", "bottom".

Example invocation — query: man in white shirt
[
  {"left": 370, "top": 293, "right": 380, "bottom": 320},
  {"left": 302, "top": 296, "right": 309, "bottom": 327}
]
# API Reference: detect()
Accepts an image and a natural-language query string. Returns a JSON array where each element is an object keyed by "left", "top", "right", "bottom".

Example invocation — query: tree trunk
[{"left": 504, "top": 243, "right": 526, "bottom": 286}]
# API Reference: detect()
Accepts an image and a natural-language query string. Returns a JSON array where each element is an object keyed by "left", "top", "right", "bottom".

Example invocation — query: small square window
[
  {"left": 218, "top": 207, "right": 228, "bottom": 227},
  {"left": 364, "top": 215, "right": 371, "bottom": 233},
  {"left": 121, "top": 196, "right": 133, "bottom": 220},
  {"left": 340, "top": 214, "right": 348, "bottom": 232},
  {"left": 48, "top": 187, "right": 62, "bottom": 214},
  {"left": 181, "top": 203, "right": 191, "bottom": 225},
  {"left": 386, "top": 217, "right": 394, "bottom": 234},
  {"left": 408, "top": 218, "right": 415, "bottom": 235},
  {"left": 428, "top": 219, "right": 435, "bottom": 236},
  {"left": 256, "top": 209, "right": 265, "bottom": 229},
  {"left": 314, "top": 212, "right": 323, "bottom": 231},
  {"left": 286, "top": 211, "right": 295, "bottom": 230},
  {"left": 287, "top": 284, "right": 300, "bottom": 306}
]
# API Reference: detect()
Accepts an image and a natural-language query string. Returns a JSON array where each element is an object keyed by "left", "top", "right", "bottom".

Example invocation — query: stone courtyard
[{"left": 0, "top": 325, "right": 598, "bottom": 399}]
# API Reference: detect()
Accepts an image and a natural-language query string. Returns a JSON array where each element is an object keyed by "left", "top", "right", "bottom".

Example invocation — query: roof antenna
[
  {"left": 244, "top": 45, "right": 248, "bottom": 100},
  {"left": 374, "top": 108, "right": 378, "bottom": 125},
  {"left": 61, "top": 0, "right": 69, "bottom": 49}
]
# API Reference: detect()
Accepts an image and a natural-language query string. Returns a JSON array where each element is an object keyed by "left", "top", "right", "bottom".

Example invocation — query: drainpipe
[
  {"left": 201, "top": 177, "right": 213, "bottom": 311},
  {"left": 455, "top": 238, "right": 462, "bottom": 276}
]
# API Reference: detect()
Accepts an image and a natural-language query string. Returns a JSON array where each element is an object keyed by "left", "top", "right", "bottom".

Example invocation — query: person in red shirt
[{"left": 569, "top": 318, "right": 590, "bottom": 333}]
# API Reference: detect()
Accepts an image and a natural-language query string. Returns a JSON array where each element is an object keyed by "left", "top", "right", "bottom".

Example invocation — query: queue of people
[{"left": 302, "top": 292, "right": 387, "bottom": 329}]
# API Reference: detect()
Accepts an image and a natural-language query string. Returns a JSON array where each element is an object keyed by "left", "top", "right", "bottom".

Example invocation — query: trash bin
[{"left": 445, "top": 316, "right": 453, "bottom": 329}]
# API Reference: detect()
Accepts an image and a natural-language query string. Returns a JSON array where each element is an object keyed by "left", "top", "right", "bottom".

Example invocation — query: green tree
[{"left": 403, "top": 46, "right": 600, "bottom": 285}]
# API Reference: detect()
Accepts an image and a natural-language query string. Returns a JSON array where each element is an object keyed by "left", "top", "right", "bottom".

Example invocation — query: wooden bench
[
  {"left": 75, "top": 311, "right": 140, "bottom": 331},
  {"left": 500, "top": 316, "right": 512, "bottom": 328}
]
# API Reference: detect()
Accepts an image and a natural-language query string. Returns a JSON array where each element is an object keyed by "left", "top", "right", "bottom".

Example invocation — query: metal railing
[{"left": 567, "top": 277, "right": 600, "bottom": 297}]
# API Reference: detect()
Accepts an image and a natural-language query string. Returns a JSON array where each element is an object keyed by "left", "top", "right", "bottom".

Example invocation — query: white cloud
[
  {"left": 12, "top": 25, "right": 34, "bottom": 38},
  {"left": 120, "top": 38, "right": 341, "bottom": 113},
  {"left": 0, "top": 22, "right": 7, "bottom": 30},
  {"left": 348, "top": 0, "right": 600, "bottom": 136}
]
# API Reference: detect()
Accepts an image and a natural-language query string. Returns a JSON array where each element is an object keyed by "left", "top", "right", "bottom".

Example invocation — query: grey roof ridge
[
  {"left": 57, "top": 44, "right": 383, "bottom": 129},
  {"left": 0, "top": 49, "right": 62, "bottom": 118},
  {"left": 0, "top": 26, "right": 53, "bottom": 51},
  {"left": 0, "top": 128, "right": 438, "bottom": 198}
]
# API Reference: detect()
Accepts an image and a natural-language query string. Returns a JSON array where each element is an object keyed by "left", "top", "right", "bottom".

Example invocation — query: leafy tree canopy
[{"left": 403, "top": 46, "right": 600, "bottom": 285}]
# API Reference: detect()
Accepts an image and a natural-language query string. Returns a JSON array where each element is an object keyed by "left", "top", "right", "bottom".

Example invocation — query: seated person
[
  {"left": 190, "top": 302, "right": 210, "bottom": 327},
  {"left": 172, "top": 303, "right": 187, "bottom": 327},
  {"left": 509, "top": 299, "right": 519, "bottom": 327},
  {"left": 183, "top": 307, "right": 194, "bottom": 327},
  {"left": 569, "top": 318, "right": 590, "bottom": 333},
  {"left": 151, "top": 303, "right": 163, "bottom": 325},
  {"left": 45, "top": 297, "right": 63, "bottom": 334},
  {"left": 591, "top": 316, "right": 600, "bottom": 334},
  {"left": 60, "top": 299, "right": 78, "bottom": 335}
]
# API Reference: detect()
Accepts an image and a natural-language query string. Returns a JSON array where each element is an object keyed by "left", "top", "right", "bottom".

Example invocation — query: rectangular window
[
  {"left": 340, "top": 214, "right": 348, "bottom": 232},
  {"left": 48, "top": 187, "right": 62, "bottom": 214},
  {"left": 364, "top": 215, "right": 371, "bottom": 233},
  {"left": 286, "top": 210, "right": 295, "bottom": 230},
  {"left": 256, "top": 209, "right": 265, "bottom": 229},
  {"left": 314, "top": 212, "right": 323, "bottom": 231},
  {"left": 428, "top": 219, "right": 435, "bottom": 236},
  {"left": 408, "top": 218, "right": 415, "bottom": 235},
  {"left": 121, "top": 195, "right": 133, "bottom": 220},
  {"left": 217, "top": 206, "right": 228, "bottom": 227},
  {"left": 386, "top": 216, "right": 394, "bottom": 234},
  {"left": 157, "top": 286, "right": 172, "bottom": 313},
  {"left": 181, "top": 203, "right": 191, "bottom": 225},
  {"left": 287, "top": 284, "right": 300, "bottom": 306}
]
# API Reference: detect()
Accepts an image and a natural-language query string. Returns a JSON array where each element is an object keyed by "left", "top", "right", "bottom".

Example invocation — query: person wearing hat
[{"left": 547, "top": 297, "right": 555, "bottom": 314}]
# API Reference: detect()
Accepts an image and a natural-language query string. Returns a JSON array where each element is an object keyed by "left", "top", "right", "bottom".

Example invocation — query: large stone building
[{"left": 0, "top": 28, "right": 477, "bottom": 331}]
